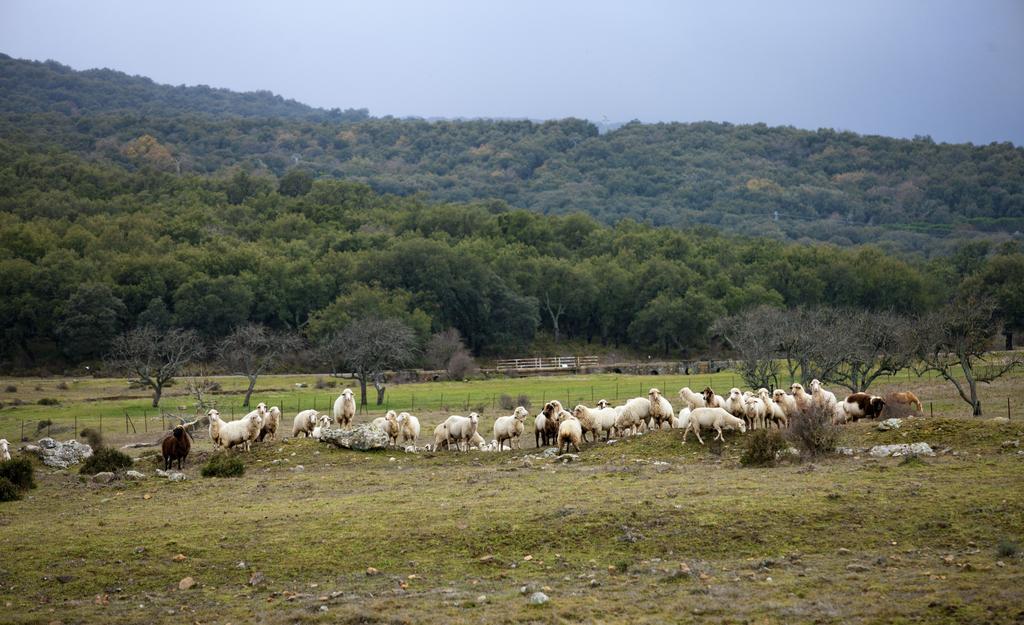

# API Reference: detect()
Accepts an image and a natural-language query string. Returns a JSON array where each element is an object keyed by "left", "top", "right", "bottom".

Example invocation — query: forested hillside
[{"left": 2, "top": 54, "right": 1022, "bottom": 254}]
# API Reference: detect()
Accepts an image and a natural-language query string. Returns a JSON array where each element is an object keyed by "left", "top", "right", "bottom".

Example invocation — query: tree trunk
[
  {"left": 152, "top": 384, "right": 162, "bottom": 408},
  {"left": 358, "top": 375, "right": 368, "bottom": 406},
  {"left": 243, "top": 376, "right": 257, "bottom": 408},
  {"left": 1006, "top": 330, "right": 1014, "bottom": 351}
]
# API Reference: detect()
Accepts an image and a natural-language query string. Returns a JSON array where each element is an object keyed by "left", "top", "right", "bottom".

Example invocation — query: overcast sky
[{"left": 1, "top": 0, "right": 1022, "bottom": 144}]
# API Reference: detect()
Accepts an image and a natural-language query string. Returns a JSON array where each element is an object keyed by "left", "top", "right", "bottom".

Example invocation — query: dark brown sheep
[
  {"left": 841, "top": 393, "right": 886, "bottom": 421},
  {"left": 162, "top": 424, "right": 192, "bottom": 470}
]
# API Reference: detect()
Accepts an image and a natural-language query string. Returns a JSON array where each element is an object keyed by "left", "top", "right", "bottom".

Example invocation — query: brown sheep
[
  {"left": 841, "top": 393, "right": 886, "bottom": 421},
  {"left": 161, "top": 423, "right": 193, "bottom": 470},
  {"left": 887, "top": 391, "right": 923, "bottom": 413}
]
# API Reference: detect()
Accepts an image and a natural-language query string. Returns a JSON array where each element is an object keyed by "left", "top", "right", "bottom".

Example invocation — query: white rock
[
  {"left": 125, "top": 470, "right": 146, "bottom": 480},
  {"left": 868, "top": 443, "right": 934, "bottom": 457},
  {"left": 529, "top": 591, "right": 549, "bottom": 605},
  {"left": 168, "top": 472, "right": 186, "bottom": 482},
  {"left": 877, "top": 418, "right": 903, "bottom": 431}
]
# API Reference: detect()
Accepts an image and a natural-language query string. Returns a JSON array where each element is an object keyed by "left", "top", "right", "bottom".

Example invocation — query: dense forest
[
  {"left": 2, "top": 54, "right": 1023, "bottom": 256},
  {"left": 0, "top": 53, "right": 1022, "bottom": 373}
]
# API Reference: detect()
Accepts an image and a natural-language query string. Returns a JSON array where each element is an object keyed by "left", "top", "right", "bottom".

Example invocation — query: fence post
[
  {"left": 125, "top": 411, "right": 128, "bottom": 434},
  {"left": 930, "top": 402, "right": 933, "bottom": 419},
  {"left": 411, "top": 393, "right": 415, "bottom": 411},
  {"left": 99, "top": 414, "right": 103, "bottom": 434},
  {"left": 144, "top": 411, "right": 147, "bottom": 433},
  {"left": 74, "top": 415, "right": 77, "bottom": 435},
  {"left": 1009, "top": 397, "right": 1012, "bottom": 420},
  {"left": 21, "top": 420, "right": 24, "bottom": 442}
]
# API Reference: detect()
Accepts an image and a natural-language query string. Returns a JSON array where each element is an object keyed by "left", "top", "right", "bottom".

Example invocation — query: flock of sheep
[{"left": 185, "top": 380, "right": 920, "bottom": 464}]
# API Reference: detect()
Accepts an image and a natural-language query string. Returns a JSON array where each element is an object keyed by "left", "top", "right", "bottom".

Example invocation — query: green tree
[
  {"left": 55, "top": 283, "right": 126, "bottom": 361},
  {"left": 278, "top": 169, "right": 313, "bottom": 197}
]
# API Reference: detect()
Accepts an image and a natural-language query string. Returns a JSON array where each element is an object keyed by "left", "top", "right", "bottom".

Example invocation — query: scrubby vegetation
[
  {"left": 200, "top": 453, "right": 245, "bottom": 478},
  {"left": 740, "top": 429, "right": 789, "bottom": 466},
  {"left": 0, "top": 457, "right": 35, "bottom": 490},
  {"left": 78, "top": 447, "right": 132, "bottom": 474}
]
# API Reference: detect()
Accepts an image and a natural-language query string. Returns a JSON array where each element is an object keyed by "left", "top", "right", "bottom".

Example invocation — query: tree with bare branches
[
  {"left": 914, "top": 296, "right": 1023, "bottom": 416},
  {"left": 106, "top": 326, "right": 204, "bottom": 407},
  {"left": 218, "top": 323, "right": 301, "bottom": 407},
  {"left": 714, "top": 306, "right": 782, "bottom": 389},
  {"left": 317, "top": 318, "right": 419, "bottom": 406},
  {"left": 826, "top": 310, "right": 916, "bottom": 392}
]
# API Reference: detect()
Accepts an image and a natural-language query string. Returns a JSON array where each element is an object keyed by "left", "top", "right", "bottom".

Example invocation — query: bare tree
[
  {"left": 424, "top": 328, "right": 477, "bottom": 380},
  {"left": 184, "top": 365, "right": 219, "bottom": 413},
  {"left": 714, "top": 306, "right": 782, "bottom": 389},
  {"left": 318, "top": 318, "right": 419, "bottom": 406},
  {"left": 825, "top": 310, "right": 915, "bottom": 392},
  {"left": 106, "top": 326, "right": 204, "bottom": 407},
  {"left": 915, "top": 297, "right": 1022, "bottom": 416},
  {"left": 218, "top": 323, "right": 301, "bottom": 407}
]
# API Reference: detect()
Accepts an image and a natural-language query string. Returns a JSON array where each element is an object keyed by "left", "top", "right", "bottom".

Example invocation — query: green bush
[
  {"left": 37, "top": 398, "right": 59, "bottom": 406},
  {"left": 997, "top": 540, "right": 1019, "bottom": 558},
  {"left": 740, "top": 429, "right": 789, "bottom": 467},
  {"left": 79, "top": 427, "right": 104, "bottom": 450},
  {"left": 79, "top": 448, "right": 133, "bottom": 475},
  {"left": 0, "top": 458, "right": 35, "bottom": 490},
  {"left": 201, "top": 454, "right": 245, "bottom": 478},
  {"left": 0, "top": 477, "right": 20, "bottom": 502},
  {"left": 35, "top": 419, "right": 53, "bottom": 431}
]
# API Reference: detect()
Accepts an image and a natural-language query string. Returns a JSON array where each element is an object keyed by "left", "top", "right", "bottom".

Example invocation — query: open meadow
[{"left": 0, "top": 370, "right": 1023, "bottom": 624}]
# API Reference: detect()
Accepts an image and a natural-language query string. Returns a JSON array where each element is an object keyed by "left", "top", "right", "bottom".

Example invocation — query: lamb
[
  {"left": 332, "top": 388, "right": 356, "bottom": 427},
  {"left": 840, "top": 393, "right": 886, "bottom": 422},
  {"left": 887, "top": 391, "right": 923, "bottom": 413},
  {"left": 430, "top": 422, "right": 449, "bottom": 451},
  {"left": 440, "top": 413, "right": 480, "bottom": 451},
  {"left": 494, "top": 407, "right": 529, "bottom": 451},
  {"left": 647, "top": 388, "right": 675, "bottom": 430},
  {"left": 311, "top": 414, "right": 334, "bottom": 439},
  {"left": 380, "top": 410, "right": 401, "bottom": 447},
  {"left": 161, "top": 422, "right": 193, "bottom": 470},
  {"left": 613, "top": 397, "right": 650, "bottom": 437},
  {"left": 208, "top": 409, "right": 263, "bottom": 451},
  {"left": 396, "top": 412, "right": 420, "bottom": 445},
  {"left": 702, "top": 386, "right": 725, "bottom": 409},
  {"left": 682, "top": 407, "right": 747, "bottom": 445},
  {"left": 291, "top": 409, "right": 320, "bottom": 438},
  {"left": 573, "top": 403, "right": 617, "bottom": 442},
  {"left": 724, "top": 388, "right": 746, "bottom": 419},
  {"left": 809, "top": 379, "right": 838, "bottom": 416},
  {"left": 555, "top": 410, "right": 583, "bottom": 455},
  {"left": 258, "top": 405, "right": 281, "bottom": 442},
  {"left": 790, "top": 383, "right": 813, "bottom": 413},
  {"left": 1, "top": 438, "right": 11, "bottom": 461},
  {"left": 673, "top": 406, "right": 692, "bottom": 430},
  {"left": 678, "top": 387, "right": 706, "bottom": 410}
]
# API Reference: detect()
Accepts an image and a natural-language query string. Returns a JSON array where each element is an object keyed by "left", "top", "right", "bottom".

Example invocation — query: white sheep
[
  {"left": 613, "top": 397, "right": 651, "bottom": 436},
  {"left": 534, "top": 412, "right": 550, "bottom": 447},
  {"left": 724, "top": 388, "right": 746, "bottom": 418},
  {"left": 743, "top": 391, "right": 769, "bottom": 430},
  {"left": 672, "top": 406, "right": 692, "bottom": 430},
  {"left": 760, "top": 388, "right": 787, "bottom": 429},
  {"left": 772, "top": 389, "right": 799, "bottom": 426},
  {"left": 332, "top": 388, "right": 356, "bottom": 427},
  {"left": 494, "top": 406, "right": 529, "bottom": 451},
  {"left": 440, "top": 413, "right": 480, "bottom": 451},
  {"left": 702, "top": 387, "right": 725, "bottom": 409},
  {"left": 311, "top": 413, "right": 333, "bottom": 439},
  {"left": 208, "top": 409, "right": 263, "bottom": 451},
  {"left": 809, "top": 379, "right": 838, "bottom": 417},
  {"left": 291, "top": 409, "right": 320, "bottom": 438},
  {"left": 790, "top": 383, "right": 813, "bottom": 413},
  {"left": 379, "top": 410, "right": 401, "bottom": 447},
  {"left": 678, "top": 387, "right": 706, "bottom": 410},
  {"left": 0, "top": 438, "right": 10, "bottom": 462},
  {"left": 682, "top": 406, "right": 747, "bottom": 445},
  {"left": 574, "top": 403, "right": 618, "bottom": 441},
  {"left": 396, "top": 412, "right": 420, "bottom": 445},
  {"left": 555, "top": 410, "right": 583, "bottom": 454},
  {"left": 258, "top": 405, "right": 281, "bottom": 442},
  {"left": 647, "top": 388, "right": 675, "bottom": 430}
]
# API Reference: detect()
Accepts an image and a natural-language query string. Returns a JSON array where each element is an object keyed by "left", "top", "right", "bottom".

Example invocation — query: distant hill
[{"left": 1, "top": 53, "right": 1022, "bottom": 254}]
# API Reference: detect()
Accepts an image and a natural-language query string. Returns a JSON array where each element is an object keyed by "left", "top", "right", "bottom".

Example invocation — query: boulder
[
  {"left": 125, "top": 470, "right": 146, "bottom": 480},
  {"left": 92, "top": 472, "right": 116, "bottom": 484},
  {"left": 877, "top": 418, "right": 902, "bottom": 431},
  {"left": 868, "top": 443, "right": 934, "bottom": 457},
  {"left": 29, "top": 438, "right": 93, "bottom": 469},
  {"left": 528, "top": 591, "right": 549, "bottom": 605},
  {"left": 318, "top": 424, "right": 389, "bottom": 451},
  {"left": 168, "top": 472, "right": 186, "bottom": 482}
]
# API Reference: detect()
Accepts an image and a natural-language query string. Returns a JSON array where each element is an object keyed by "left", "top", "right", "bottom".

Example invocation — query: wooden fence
[{"left": 494, "top": 356, "right": 600, "bottom": 371}]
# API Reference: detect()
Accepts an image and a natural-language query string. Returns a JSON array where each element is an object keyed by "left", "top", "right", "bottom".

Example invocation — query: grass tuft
[
  {"left": 201, "top": 454, "right": 245, "bottom": 478},
  {"left": 996, "top": 539, "right": 1018, "bottom": 558},
  {"left": 79, "top": 448, "right": 133, "bottom": 475}
]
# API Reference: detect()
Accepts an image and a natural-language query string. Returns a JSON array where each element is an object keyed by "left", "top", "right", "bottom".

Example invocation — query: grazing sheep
[
  {"left": 396, "top": 412, "right": 421, "bottom": 445},
  {"left": 440, "top": 413, "right": 480, "bottom": 451},
  {"left": 258, "top": 405, "right": 281, "bottom": 442},
  {"left": 678, "top": 387, "right": 706, "bottom": 410},
  {"left": 161, "top": 423, "right": 193, "bottom": 470},
  {"left": 682, "top": 407, "right": 747, "bottom": 445},
  {"left": 809, "top": 379, "right": 838, "bottom": 416},
  {"left": 840, "top": 393, "right": 886, "bottom": 422},
  {"left": 613, "top": 397, "right": 651, "bottom": 436},
  {"left": 332, "top": 388, "right": 356, "bottom": 427},
  {"left": 430, "top": 422, "right": 449, "bottom": 451},
  {"left": 887, "top": 391, "right": 923, "bottom": 413},
  {"left": 724, "top": 388, "right": 746, "bottom": 418},
  {"left": 574, "top": 403, "right": 618, "bottom": 441},
  {"left": 647, "top": 388, "right": 675, "bottom": 429},
  {"left": 702, "top": 387, "right": 725, "bottom": 409},
  {"left": 291, "top": 409, "right": 320, "bottom": 438},
  {"left": 555, "top": 410, "right": 583, "bottom": 455},
  {"left": 494, "top": 407, "right": 529, "bottom": 451},
  {"left": 208, "top": 409, "right": 263, "bottom": 451},
  {"left": 0, "top": 438, "right": 11, "bottom": 461},
  {"left": 790, "top": 383, "right": 813, "bottom": 412}
]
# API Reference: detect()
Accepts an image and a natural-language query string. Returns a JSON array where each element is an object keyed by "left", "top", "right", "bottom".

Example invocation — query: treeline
[
  {"left": 1, "top": 140, "right": 1022, "bottom": 373},
  {"left": 2, "top": 55, "right": 1023, "bottom": 254}
]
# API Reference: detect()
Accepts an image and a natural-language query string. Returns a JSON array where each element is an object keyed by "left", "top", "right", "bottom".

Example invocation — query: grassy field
[{"left": 0, "top": 370, "right": 1023, "bottom": 624}]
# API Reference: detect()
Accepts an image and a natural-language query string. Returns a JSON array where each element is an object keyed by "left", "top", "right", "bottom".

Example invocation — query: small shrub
[
  {"left": 899, "top": 454, "right": 927, "bottom": 467},
  {"left": 997, "top": 540, "right": 1018, "bottom": 558},
  {"left": 0, "top": 458, "right": 36, "bottom": 490},
  {"left": 79, "top": 427, "right": 104, "bottom": 450},
  {"left": 201, "top": 454, "right": 245, "bottom": 478},
  {"left": 35, "top": 419, "right": 53, "bottom": 431},
  {"left": 209, "top": 381, "right": 222, "bottom": 392},
  {"left": 788, "top": 405, "right": 839, "bottom": 458},
  {"left": 515, "top": 394, "right": 531, "bottom": 411},
  {"left": 0, "top": 477, "right": 20, "bottom": 502},
  {"left": 3, "top": 385, "right": 16, "bottom": 393},
  {"left": 57, "top": 381, "right": 69, "bottom": 390},
  {"left": 740, "top": 429, "right": 789, "bottom": 466},
  {"left": 37, "top": 398, "right": 59, "bottom": 406},
  {"left": 498, "top": 394, "right": 516, "bottom": 410},
  {"left": 79, "top": 448, "right": 133, "bottom": 475},
  {"left": 447, "top": 351, "right": 479, "bottom": 380}
]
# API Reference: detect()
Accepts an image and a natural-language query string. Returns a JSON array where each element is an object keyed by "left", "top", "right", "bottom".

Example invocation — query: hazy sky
[{"left": 1, "top": 0, "right": 1022, "bottom": 144}]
